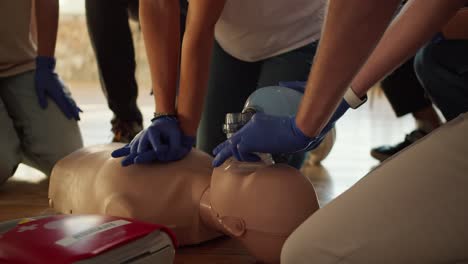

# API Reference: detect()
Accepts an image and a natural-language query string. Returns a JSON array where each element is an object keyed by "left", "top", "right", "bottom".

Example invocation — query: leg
[
  {"left": 0, "top": 80, "right": 22, "bottom": 185},
  {"left": 282, "top": 113, "right": 468, "bottom": 263},
  {"left": 179, "top": 0, "right": 188, "bottom": 38},
  {"left": 85, "top": 0, "right": 142, "bottom": 129},
  {"left": 197, "top": 41, "right": 261, "bottom": 155},
  {"left": 0, "top": 71, "right": 83, "bottom": 176},
  {"left": 415, "top": 40, "right": 468, "bottom": 121},
  {"left": 257, "top": 41, "right": 317, "bottom": 87},
  {"left": 258, "top": 42, "right": 318, "bottom": 168},
  {"left": 371, "top": 57, "right": 442, "bottom": 162},
  {"left": 381, "top": 57, "right": 441, "bottom": 131},
  {"left": 126, "top": 0, "right": 139, "bottom": 21},
  {"left": 381, "top": 57, "right": 433, "bottom": 118}
]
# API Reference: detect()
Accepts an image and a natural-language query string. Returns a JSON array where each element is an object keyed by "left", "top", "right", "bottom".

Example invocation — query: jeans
[
  {"left": 0, "top": 71, "right": 83, "bottom": 185},
  {"left": 414, "top": 39, "right": 468, "bottom": 121},
  {"left": 197, "top": 40, "right": 319, "bottom": 168},
  {"left": 381, "top": 57, "right": 432, "bottom": 117}
]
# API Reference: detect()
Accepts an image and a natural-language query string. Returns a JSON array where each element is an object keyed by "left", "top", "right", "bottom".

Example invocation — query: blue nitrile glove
[
  {"left": 278, "top": 81, "right": 307, "bottom": 93},
  {"left": 212, "top": 99, "right": 350, "bottom": 167},
  {"left": 35, "top": 56, "right": 81, "bottom": 120},
  {"left": 111, "top": 116, "right": 194, "bottom": 166}
]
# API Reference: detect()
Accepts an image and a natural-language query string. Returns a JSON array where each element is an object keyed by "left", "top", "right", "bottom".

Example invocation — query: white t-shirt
[{"left": 215, "top": 0, "right": 325, "bottom": 62}]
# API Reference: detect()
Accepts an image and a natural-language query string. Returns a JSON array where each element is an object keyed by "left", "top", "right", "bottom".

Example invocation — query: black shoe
[
  {"left": 111, "top": 118, "right": 143, "bottom": 143},
  {"left": 370, "top": 129, "right": 427, "bottom": 162}
]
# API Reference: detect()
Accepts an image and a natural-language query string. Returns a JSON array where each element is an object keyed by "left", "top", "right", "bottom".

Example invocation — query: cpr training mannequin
[{"left": 49, "top": 144, "right": 319, "bottom": 263}]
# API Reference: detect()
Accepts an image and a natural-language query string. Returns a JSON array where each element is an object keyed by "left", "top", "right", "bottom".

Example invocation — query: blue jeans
[{"left": 414, "top": 39, "right": 468, "bottom": 121}]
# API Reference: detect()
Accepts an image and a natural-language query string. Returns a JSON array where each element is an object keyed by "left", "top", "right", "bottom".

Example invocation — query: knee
[
  {"left": 281, "top": 231, "right": 340, "bottom": 264},
  {"left": 38, "top": 143, "right": 82, "bottom": 176},
  {"left": 281, "top": 236, "right": 309, "bottom": 264},
  {"left": 414, "top": 43, "right": 442, "bottom": 96},
  {"left": 31, "top": 130, "right": 83, "bottom": 176}
]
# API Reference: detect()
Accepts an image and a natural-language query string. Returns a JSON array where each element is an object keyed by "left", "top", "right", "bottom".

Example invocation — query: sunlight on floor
[{"left": 12, "top": 165, "right": 46, "bottom": 184}]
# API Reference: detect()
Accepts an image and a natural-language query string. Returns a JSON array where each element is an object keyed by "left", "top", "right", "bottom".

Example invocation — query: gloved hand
[
  {"left": 111, "top": 116, "right": 194, "bottom": 166},
  {"left": 35, "top": 56, "right": 81, "bottom": 120},
  {"left": 212, "top": 99, "right": 350, "bottom": 167}
]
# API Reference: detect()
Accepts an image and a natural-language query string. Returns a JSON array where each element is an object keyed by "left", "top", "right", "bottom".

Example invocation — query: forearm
[
  {"left": 176, "top": 0, "right": 226, "bottom": 136},
  {"left": 35, "top": 0, "right": 59, "bottom": 57},
  {"left": 296, "top": 0, "right": 400, "bottom": 137},
  {"left": 140, "top": 0, "right": 180, "bottom": 114},
  {"left": 351, "top": 0, "right": 466, "bottom": 97},
  {"left": 177, "top": 29, "right": 215, "bottom": 136}
]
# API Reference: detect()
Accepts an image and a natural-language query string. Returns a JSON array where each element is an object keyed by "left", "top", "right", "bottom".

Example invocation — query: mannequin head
[{"left": 209, "top": 158, "right": 320, "bottom": 263}]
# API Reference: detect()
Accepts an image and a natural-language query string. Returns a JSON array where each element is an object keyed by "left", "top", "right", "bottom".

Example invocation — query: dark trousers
[
  {"left": 415, "top": 39, "right": 468, "bottom": 121},
  {"left": 380, "top": 58, "right": 432, "bottom": 117},
  {"left": 85, "top": 0, "right": 188, "bottom": 123},
  {"left": 197, "top": 41, "right": 319, "bottom": 168}
]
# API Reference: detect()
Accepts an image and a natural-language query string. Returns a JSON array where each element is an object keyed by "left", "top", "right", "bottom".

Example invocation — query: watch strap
[{"left": 344, "top": 86, "right": 367, "bottom": 109}]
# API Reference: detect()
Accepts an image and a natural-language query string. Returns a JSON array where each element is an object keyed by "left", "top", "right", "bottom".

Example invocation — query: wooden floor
[{"left": 0, "top": 84, "right": 418, "bottom": 263}]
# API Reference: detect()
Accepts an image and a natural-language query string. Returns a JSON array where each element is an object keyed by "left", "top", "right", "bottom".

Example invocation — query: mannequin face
[{"left": 209, "top": 158, "right": 320, "bottom": 263}]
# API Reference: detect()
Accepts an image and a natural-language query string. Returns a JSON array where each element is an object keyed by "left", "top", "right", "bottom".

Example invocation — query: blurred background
[{"left": 57, "top": 0, "right": 151, "bottom": 89}]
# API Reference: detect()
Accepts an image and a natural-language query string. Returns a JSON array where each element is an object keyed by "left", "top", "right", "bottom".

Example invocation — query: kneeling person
[{"left": 0, "top": 0, "right": 83, "bottom": 185}]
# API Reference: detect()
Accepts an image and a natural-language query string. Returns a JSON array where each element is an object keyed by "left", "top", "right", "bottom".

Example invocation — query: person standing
[{"left": 85, "top": 0, "right": 188, "bottom": 142}]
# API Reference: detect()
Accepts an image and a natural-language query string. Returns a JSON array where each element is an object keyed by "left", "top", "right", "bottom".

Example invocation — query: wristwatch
[{"left": 344, "top": 86, "right": 367, "bottom": 109}]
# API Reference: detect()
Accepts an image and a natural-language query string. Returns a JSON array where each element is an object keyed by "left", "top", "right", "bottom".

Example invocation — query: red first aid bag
[{"left": 0, "top": 214, "right": 176, "bottom": 264}]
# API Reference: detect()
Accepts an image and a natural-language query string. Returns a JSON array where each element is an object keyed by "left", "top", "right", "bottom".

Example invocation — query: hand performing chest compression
[{"left": 111, "top": 116, "right": 195, "bottom": 166}]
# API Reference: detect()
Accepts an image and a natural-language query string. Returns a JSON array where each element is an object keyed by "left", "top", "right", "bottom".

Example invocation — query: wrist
[
  {"left": 36, "top": 56, "right": 56, "bottom": 70},
  {"left": 179, "top": 123, "right": 197, "bottom": 138},
  {"left": 344, "top": 86, "right": 367, "bottom": 109},
  {"left": 152, "top": 112, "right": 177, "bottom": 122},
  {"left": 177, "top": 114, "right": 198, "bottom": 137},
  {"left": 155, "top": 102, "right": 176, "bottom": 115},
  {"left": 291, "top": 116, "right": 316, "bottom": 140},
  {"left": 295, "top": 113, "right": 322, "bottom": 138}
]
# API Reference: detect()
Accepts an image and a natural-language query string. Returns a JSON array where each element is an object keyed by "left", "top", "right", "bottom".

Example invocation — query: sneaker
[
  {"left": 111, "top": 118, "right": 143, "bottom": 143},
  {"left": 370, "top": 129, "right": 427, "bottom": 162}
]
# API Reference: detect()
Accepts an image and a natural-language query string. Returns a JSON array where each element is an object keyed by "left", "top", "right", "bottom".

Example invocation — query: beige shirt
[
  {"left": 215, "top": 0, "right": 325, "bottom": 62},
  {"left": 0, "top": 0, "right": 36, "bottom": 77}
]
